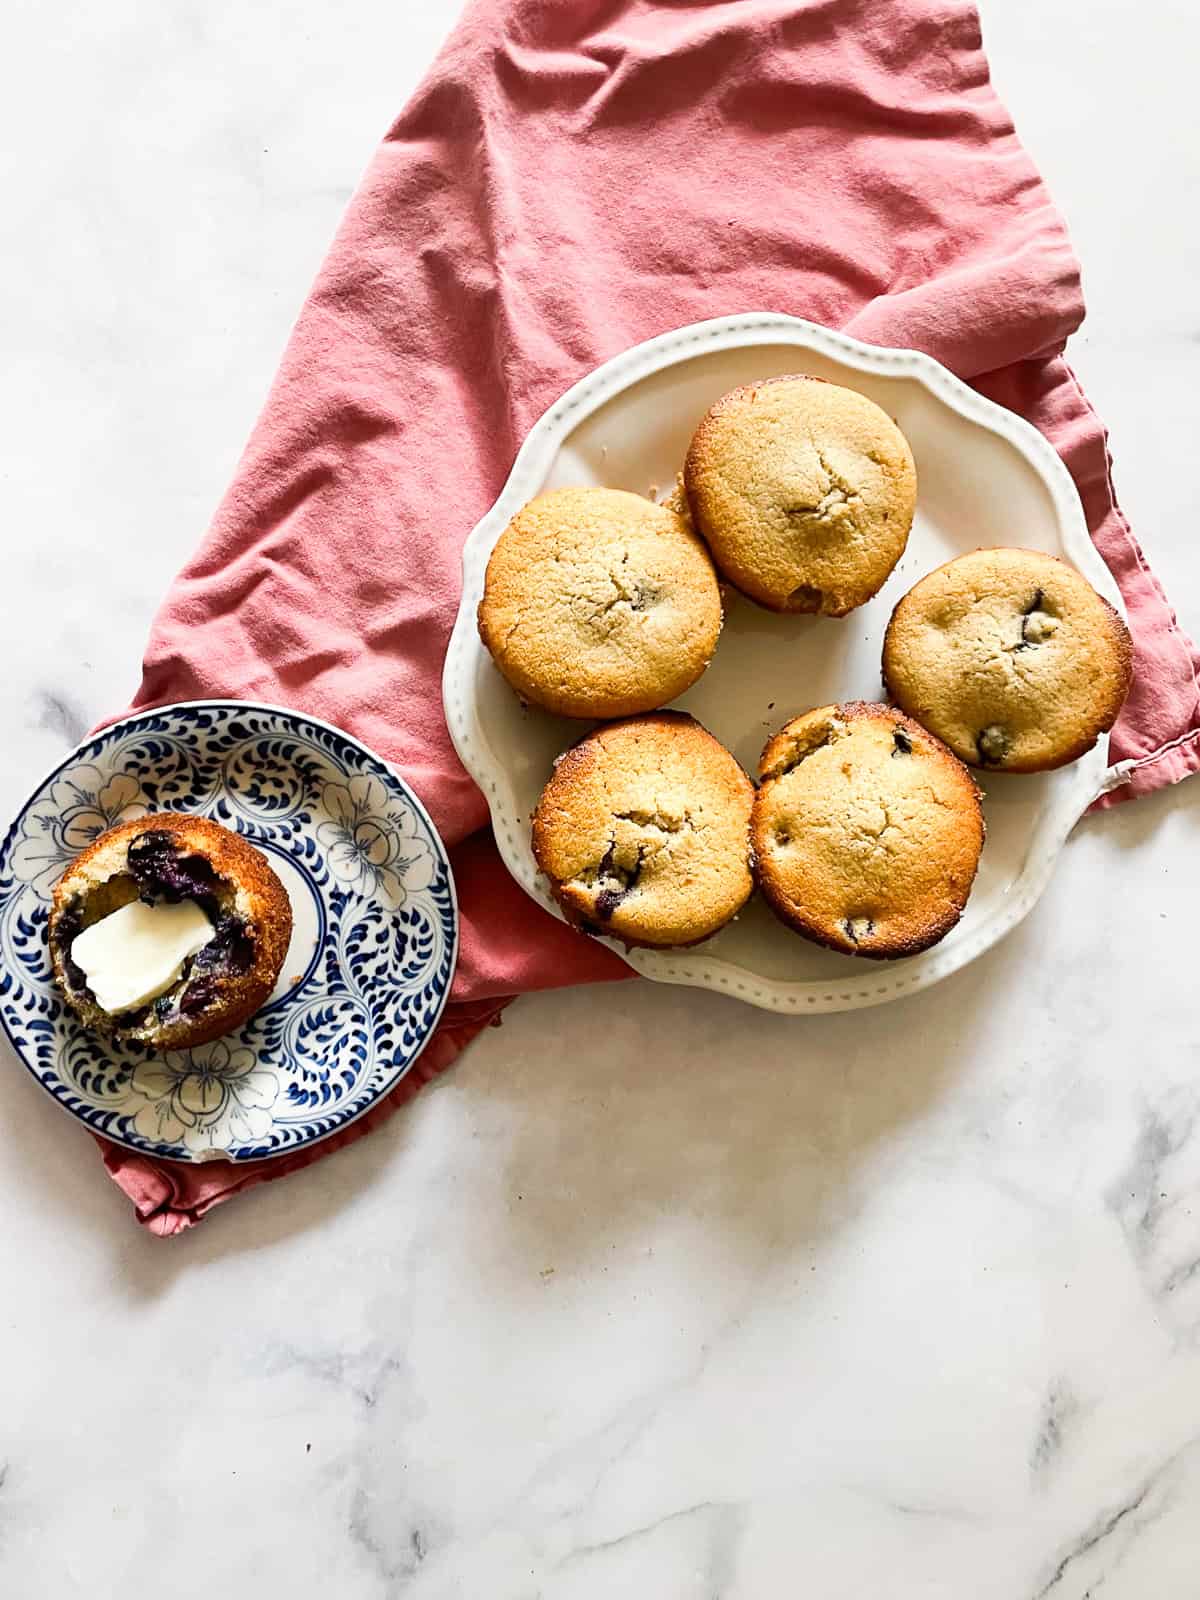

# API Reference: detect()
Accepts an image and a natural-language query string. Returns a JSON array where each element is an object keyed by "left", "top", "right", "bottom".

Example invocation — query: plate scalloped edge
[{"left": 443, "top": 313, "right": 1132, "bottom": 1015}]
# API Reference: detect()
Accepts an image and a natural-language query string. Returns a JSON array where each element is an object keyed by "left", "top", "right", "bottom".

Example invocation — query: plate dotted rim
[{"left": 443, "top": 312, "right": 1126, "bottom": 1015}]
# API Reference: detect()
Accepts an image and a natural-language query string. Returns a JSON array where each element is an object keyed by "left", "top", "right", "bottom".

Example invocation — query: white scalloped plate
[{"left": 443, "top": 314, "right": 1129, "bottom": 1014}]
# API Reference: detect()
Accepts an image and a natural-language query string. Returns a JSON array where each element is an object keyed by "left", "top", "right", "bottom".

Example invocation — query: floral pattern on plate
[
  {"left": 0, "top": 702, "right": 457, "bottom": 1163},
  {"left": 316, "top": 774, "right": 438, "bottom": 907}
]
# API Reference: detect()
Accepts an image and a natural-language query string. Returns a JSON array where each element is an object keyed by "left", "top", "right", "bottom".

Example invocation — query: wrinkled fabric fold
[{"left": 96, "top": 0, "right": 1197, "bottom": 1230}]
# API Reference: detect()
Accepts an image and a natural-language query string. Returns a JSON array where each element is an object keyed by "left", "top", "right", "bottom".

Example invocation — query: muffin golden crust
[
  {"left": 478, "top": 486, "right": 723, "bottom": 718},
  {"left": 752, "top": 703, "right": 984, "bottom": 959},
  {"left": 882, "top": 548, "right": 1133, "bottom": 773},
  {"left": 683, "top": 375, "right": 916, "bottom": 616},
  {"left": 531, "top": 712, "right": 754, "bottom": 948},
  {"left": 48, "top": 812, "right": 292, "bottom": 1049}
]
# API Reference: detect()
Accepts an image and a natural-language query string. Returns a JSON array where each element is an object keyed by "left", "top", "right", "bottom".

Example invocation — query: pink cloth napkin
[{"left": 100, "top": 0, "right": 1200, "bottom": 1232}]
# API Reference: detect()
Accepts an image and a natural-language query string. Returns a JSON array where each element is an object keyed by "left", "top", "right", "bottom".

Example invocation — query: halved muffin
[{"left": 48, "top": 812, "right": 291, "bottom": 1049}]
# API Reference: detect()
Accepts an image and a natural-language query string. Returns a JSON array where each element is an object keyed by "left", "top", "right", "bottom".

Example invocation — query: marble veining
[
  {"left": 34, "top": 690, "right": 90, "bottom": 749},
  {"left": 1031, "top": 1379, "right": 1080, "bottom": 1479},
  {"left": 1106, "top": 1093, "right": 1200, "bottom": 1337},
  {"left": 1032, "top": 1439, "right": 1195, "bottom": 1599},
  {"left": 2, "top": 0, "right": 1200, "bottom": 1595}
]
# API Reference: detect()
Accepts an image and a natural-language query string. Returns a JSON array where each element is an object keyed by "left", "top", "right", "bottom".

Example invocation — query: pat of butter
[{"left": 70, "top": 899, "right": 214, "bottom": 1014}]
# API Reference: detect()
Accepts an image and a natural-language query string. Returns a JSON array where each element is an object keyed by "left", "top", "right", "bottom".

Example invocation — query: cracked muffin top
[
  {"left": 882, "top": 548, "right": 1133, "bottom": 773},
  {"left": 531, "top": 712, "right": 754, "bottom": 949},
  {"left": 477, "top": 486, "right": 723, "bottom": 718},
  {"left": 683, "top": 374, "right": 916, "bottom": 616},
  {"left": 752, "top": 702, "right": 983, "bottom": 959}
]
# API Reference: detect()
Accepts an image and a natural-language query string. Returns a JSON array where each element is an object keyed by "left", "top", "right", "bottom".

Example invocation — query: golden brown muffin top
[
  {"left": 883, "top": 547, "right": 1132, "bottom": 772},
  {"left": 752, "top": 702, "right": 984, "bottom": 959},
  {"left": 478, "top": 486, "right": 722, "bottom": 719},
  {"left": 684, "top": 375, "right": 916, "bottom": 616},
  {"left": 532, "top": 712, "right": 754, "bottom": 949}
]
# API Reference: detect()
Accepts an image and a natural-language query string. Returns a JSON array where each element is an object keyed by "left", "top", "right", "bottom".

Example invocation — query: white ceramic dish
[{"left": 443, "top": 313, "right": 1131, "bottom": 1014}]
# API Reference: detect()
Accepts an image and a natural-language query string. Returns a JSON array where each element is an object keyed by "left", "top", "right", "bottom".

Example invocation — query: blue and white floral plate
[{"left": 0, "top": 702, "right": 458, "bottom": 1163}]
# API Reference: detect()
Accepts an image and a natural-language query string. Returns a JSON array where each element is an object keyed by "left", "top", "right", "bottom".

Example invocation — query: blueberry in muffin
[
  {"left": 48, "top": 813, "right": 291, "bottom": 1049},
  {"left": 531, "top": 712, "right": 754, "bottom": 948},
  {"left": 882, "top": 547, "right": 1133, "bottom": 773},
  {"left": 752, "top": 702, "right": 984, "bottom": 959}
]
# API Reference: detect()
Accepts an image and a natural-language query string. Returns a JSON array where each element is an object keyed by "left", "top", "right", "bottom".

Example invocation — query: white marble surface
[{"left": 2, "top": 1, "right": 1199, "bottom": 1594}]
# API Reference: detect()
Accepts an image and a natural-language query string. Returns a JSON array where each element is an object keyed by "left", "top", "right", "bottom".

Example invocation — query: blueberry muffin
[
  {"left": 48, "top": 813, "right": 292, "bottom": 1049},
  {"left": 531, "top": 712, "right": 754, "bottom": 948},
  {"left": 683, "top": 375, "right": 916, "bottom": 616},
  {"left": 752, "top": 703, "right": 984, "bottom": 959},
  {"left": 882, "top": 548, "right": 1133, "bottom": 772},
  {"left": 478, "top": 486, "right": 723, "bottom": 718}
]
